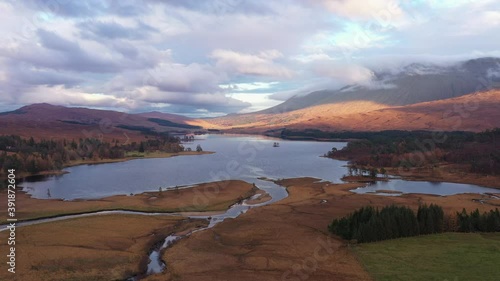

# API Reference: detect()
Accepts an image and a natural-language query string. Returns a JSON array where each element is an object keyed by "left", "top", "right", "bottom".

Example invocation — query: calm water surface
[
  {"left": 352, "top": 180, "right": 499, "bottom": 196},
  {"left": 21, "top": 135, "right": 347, "bottom": 199},
  {"left": 20, "top": 134, "right": 499, "bottom": 199}
]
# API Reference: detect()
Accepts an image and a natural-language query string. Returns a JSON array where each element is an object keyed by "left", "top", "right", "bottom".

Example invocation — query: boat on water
[{"left": 273, "top": 142, "right": 280, "bottom": 147}]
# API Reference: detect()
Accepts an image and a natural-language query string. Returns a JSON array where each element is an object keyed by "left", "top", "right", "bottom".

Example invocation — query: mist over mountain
[
  {"left": 201, "top": 57, "right": 500, "bottom": 132},
  {"left": 260, "top": 57, "right": 500, "bottom": 114}
]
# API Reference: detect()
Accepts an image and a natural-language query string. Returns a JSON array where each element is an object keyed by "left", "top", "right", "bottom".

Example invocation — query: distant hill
[
  {"left": 204, "top": 58, "right": 500, "bottom": 132},
  {"left": 0, "top": 103, "right": 199, "bottom": 141},
  {"left": 136, "top": 111, "right": 191, "bottom": 123},
  {"left": 205, "top": 90, "right": 500, "bottom": 132}
]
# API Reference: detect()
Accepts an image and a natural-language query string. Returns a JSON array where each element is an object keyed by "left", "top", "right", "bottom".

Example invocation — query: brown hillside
[
  {"left": 202, "top": 90, "right": 500, "bottom": 132},
  {"left": 137, "top": 111, "right": 191, "bottom": 123},
  {"left": 0, "top": 104, "right": 196, "bottom": 141}
]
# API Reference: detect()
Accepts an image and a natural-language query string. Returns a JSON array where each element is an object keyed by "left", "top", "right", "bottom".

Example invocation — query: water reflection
[{"left": 20, "top": 135, "right": 347, "bottom": 200}]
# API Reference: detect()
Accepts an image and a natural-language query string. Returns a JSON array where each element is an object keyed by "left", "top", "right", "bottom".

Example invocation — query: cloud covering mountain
[{"left": 1, "top": 0, "right": 500, "bottom": 116}]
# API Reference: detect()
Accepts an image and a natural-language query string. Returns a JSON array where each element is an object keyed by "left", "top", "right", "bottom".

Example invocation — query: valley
[
  {"left": 1, "top": 135, "right": 499, "bottom": 280},
  {"left": 1, "top": 58, "right": 499, "bottom": 280},
  {"left": 3, "top": 2, "right": 500, "bottom": 280}
]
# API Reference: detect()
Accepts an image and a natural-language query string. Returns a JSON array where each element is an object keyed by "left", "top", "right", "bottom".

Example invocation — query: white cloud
[
  {"left": 452, "top": 11, "right": 500, "bottom": 36},
  {"left": 312, "top": 62, "right": 374, "bottom": 85},
  {"left": 15, "top": 85, "right": 135, "bottom": 110},
  {"left": 1, "top": 0, "right": 500, "bottom": 116},
  {"left": 211, "top": 49, "right": 294, "bottom": 78},
  {"left": 316, "top": 0, "right": 404, "bottom": 21},
  {"left": 219, "top": 81, "right": 280, "bottom": 91},
  {"left": 230, "top": 93, "right": 282, "bottom": 113}
]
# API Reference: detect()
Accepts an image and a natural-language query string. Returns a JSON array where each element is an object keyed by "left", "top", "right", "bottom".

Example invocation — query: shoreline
[
  {"left": 383, "top": 166, "right": 500, "bottom": 190},
  {"left": 0, "top": 179, "right": 256, "bottom": 224},
  {"left": 328, "top": 156, "right": 500, "bottom": 190},
  {"left": 1, "top": 150, "right": 215, "bottom": 181},
  {"left": 341, "top": 175, "right": 389, "bottom": 183}
]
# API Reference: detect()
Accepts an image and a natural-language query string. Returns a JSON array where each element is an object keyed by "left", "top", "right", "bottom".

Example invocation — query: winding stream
[
  {"left": 141, "top": 179, "right": 287, "bottom": 278},
  {"left": 2, "top": 177, "right": 288, "bottom": 279}
]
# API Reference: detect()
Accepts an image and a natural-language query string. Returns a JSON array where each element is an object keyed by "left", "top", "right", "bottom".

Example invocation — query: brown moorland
[
  {"left": 0, "top": 103, "right": 202, "bottom": 142},
  {"left": 146, "top": 177, "right": 500, "bottom": 281},
  {"left": 0, "top": 214, "right": 207, "bottom": 281}
]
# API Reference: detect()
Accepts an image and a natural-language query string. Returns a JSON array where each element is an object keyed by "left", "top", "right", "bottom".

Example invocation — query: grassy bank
[
  {"left": 0, "top": 180, "right": 255, "bottom": 223},
  {"left": 384, "top": 164, "right": 500, "bottom": 190},
  {"left": 354, "top": 232, "right": 500, "bottom": 281}
]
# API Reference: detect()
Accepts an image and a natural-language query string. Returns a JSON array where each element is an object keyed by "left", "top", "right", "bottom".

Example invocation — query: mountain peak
[
  {"left": 20, "top": 103, "right": 63, "bottom": 111},
  {"left": 401, "top": 63, "right": 445, "bottom": 76},
  {"left": 461, "top": 57, "right": 500, "bottom": 74}
]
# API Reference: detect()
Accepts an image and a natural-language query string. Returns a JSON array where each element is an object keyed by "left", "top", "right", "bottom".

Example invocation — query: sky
[{"left": 0, "top": 0, "right": 500, "bottom": 117}]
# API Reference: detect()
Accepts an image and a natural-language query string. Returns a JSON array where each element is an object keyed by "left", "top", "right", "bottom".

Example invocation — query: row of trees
[
  {"left": 325, "top": 129, "right": 500, "bottom": 176},
  {"left": 345, "top": 165, "right": 387, "bottom": 179},
  {"left": 329, "top": 204, "right": 444, "bottom": 243},
  {"left": 457, "top": 208, "right": 500, "bottom": 232},
  {"left": 0, "top": 134, "right": 186, "bottom": 174},
  {"left": 329, "top": 204, "right": 499, "bottom": 243}
]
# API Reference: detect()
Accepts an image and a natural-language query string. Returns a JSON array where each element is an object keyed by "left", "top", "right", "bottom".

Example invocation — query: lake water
[
  {"left": 20, "top": 134, "right": 347, "bottom": 200},
  {"left": 351, "top": 179, "right": 499, "bottom": 196},
  {"left": 20, "top": 134, "right": 499, "bottom": 199}
]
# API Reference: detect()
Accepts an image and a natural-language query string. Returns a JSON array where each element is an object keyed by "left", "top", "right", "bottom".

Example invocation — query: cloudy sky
[{"left": 0, "top": 0, "right": 499, "bottom": 117}]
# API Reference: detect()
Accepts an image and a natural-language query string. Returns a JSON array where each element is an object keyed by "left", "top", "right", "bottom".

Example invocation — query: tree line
[
  {"left": 0, "top": 134, "right": 185, "bottom": 175},
  {"left": 329, "top": 204, "right": 499, "bottom": 243},
  {"left": 325, "top": 128, "right": 500, "bottom": 176},
  {"left": 457, "top": 208, "right": 500, "bottom": 232}
]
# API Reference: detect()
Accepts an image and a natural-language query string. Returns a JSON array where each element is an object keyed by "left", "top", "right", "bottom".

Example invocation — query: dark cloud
[
  {"left": 161, "top": 0, "right": 275, "bottom": 15},
  {"left": 35, "top": 29, "right": 120, "bottom": 72},
  {"left": 140, "top": 91, "right": 250, "bottom": 108},
  {"left": 78, "top": 20, "right": 157, "bottom": 40},
  {"left": 1, "top": 29, "right": 159, "bottom": 74},
  {"left": 13, "top": 66, "right": 83, "bottom": 88},
  {"left": 37, "top": 29, "right": 80, "bottom": 52},
  {"left": 17, "top": 0, "right": 149, "bottom": 18},
  {"left": 111, "top": 42, "right": 139, "bottom": 59}
]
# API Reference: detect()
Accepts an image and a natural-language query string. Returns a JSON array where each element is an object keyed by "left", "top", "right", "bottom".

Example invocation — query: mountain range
[
  {"left": 1, "top": 57, "right": 500, "bottom": 139},
  {"left": 202, "top": 57, "right": 500, "bottom": 132}
]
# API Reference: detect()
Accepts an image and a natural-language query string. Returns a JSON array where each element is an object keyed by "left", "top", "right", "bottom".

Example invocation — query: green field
[{"left": 354, "top": 233, "right": 500, "bottom": 281}]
